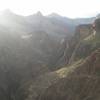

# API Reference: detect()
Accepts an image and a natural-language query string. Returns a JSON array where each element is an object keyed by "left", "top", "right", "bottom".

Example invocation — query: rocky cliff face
[
  {"left": 39, "top": 48, "right": 100, "bottom": 100},
  {"left": 53, "top": 23, "right": 94, "bottom": 67},
  {"left": 94, "top": 18, "right": 100, "bottom": 33},
  {"left": 15, "top": 17, "right": 100, "bottom": 100},
  {"left": 75, "top": 24, "right": 93, "bottom": 39},
  {"left": 34, "top": 17, "right": 100, "bottom": 100},
  {"left": 0, "top": 11, "right": 100, "bottom": 100}
]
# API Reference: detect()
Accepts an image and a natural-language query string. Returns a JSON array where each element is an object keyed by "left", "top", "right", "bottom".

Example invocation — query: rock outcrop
[{"left": 39, "top": 48, "right": 100, "bottom": 100}]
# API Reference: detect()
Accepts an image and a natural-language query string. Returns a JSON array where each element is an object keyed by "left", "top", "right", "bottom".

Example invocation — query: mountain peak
[{"left": 35, "top": 11, "right": 43, "bottom": 16}]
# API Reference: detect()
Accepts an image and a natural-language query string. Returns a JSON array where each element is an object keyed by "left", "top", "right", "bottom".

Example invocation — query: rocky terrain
[
  {"left": 39, "top": 48, "right": 100, "bottom": 100},
  {"left": 0, "top": 10, "right": 100, "bottom": 100},
  {"left": 37, "top": 17, "right": 100, "bottom": 100}
]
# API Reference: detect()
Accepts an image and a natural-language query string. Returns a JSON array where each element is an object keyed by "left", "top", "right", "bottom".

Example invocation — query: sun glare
[{"left": 0, "top": 0, "right": 100, "bottom": 18}]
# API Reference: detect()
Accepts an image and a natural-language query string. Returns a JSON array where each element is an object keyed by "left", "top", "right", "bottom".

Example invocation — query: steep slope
[
  {"left": 35, "top": 18, "right": 100, "bottom": 100},
  {"left": 0, "top": 10, "right": 99, "bottom": 100},
  {"left": 0, "top": 24, "right": 60, "bottom": 100},
  {"left": 54, "top": 17, "right": 100, "bottom": 67},
  {"left": 68, "top": 24, "right": 94, "bottom": 64},
  {"left": 50, "top": 23, "right": 94, "bottom": 68},
  {"left": 15, "top": 59, "right": 82, "bottom": 100},
  {"left": 68, "top": 18, "right": 100, "bottom": 64},
  {"left": 39, "top": 48, "right": 100, "bottom": 100}
]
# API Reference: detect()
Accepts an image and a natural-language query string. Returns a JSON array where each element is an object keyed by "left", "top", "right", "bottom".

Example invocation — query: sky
[{"left": 0, "top": 0, "right": 100, "bottom": 18}]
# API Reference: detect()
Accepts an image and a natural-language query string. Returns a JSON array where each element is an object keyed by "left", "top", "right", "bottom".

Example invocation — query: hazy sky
[{"left": 0, "top": 0, "right": 100, "bottom": 18}]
